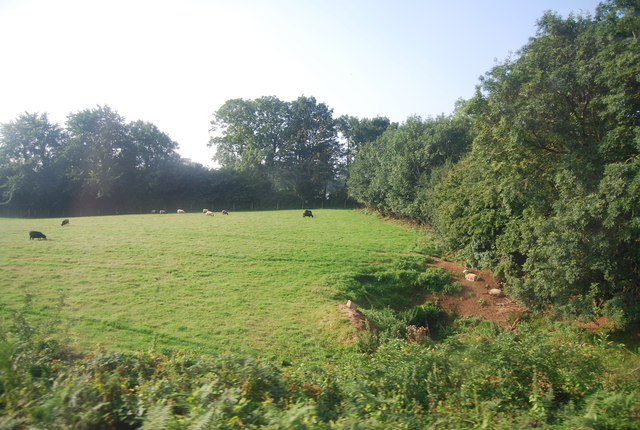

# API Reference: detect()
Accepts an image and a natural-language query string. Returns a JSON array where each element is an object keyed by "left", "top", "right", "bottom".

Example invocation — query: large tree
[
  {"left": 280, "top": 96, "right": 339, "bottom": 203},
  {"left": 63, "top": 105, "right": 131, "bottom": 201},
  {"left": 335, "top": 115, "right": 393, "bottom": 168},
  {"left": 210, "top": 96, "right": 289, "bottom": 171},
  {"left": 0, "top": 112, "right": 66, "bottom": 215},
  {"left": 210, "top": 95, "right": 340, "bottom": 205}
]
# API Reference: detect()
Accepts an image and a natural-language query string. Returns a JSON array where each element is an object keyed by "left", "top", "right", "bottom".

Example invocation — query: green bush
[{"left": 2, "top": 309, "right": 639, "bottom": 429}]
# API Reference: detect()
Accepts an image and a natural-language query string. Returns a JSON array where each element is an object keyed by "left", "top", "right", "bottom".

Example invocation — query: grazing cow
[
  {"left": 177, "top": 209, "right": 185, "bottom": 214},
  {"left": 159, "top": 210, "right": 167, "bottom": 214},
  {"left": 303, "top": 210, "right": 313, "bottom": 218},
  {"left": 61, "top": 219, "right": 69, "bottom": 226},
  {"left": 29, "top": 231, "right": 47, "bottom": 240},
  {"left": 206, "top": 210, "right": 214, "bottom": 216},
  {"left": 221, "top": 210, "right": 229, "bottom": 215}
]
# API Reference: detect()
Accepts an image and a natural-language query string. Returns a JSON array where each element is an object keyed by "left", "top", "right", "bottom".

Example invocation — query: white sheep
[
  {"left": 463, "top": 269, "right": 477, "bottom": 282},
  {"left": 203, "top": 208, "right": 209, "bottom": 213},
  {"left": 206, "top": 211, "right": 214, "bottom": 216},
  {"left": 177, "top": 209, "right": 185, "bottom": 214}
]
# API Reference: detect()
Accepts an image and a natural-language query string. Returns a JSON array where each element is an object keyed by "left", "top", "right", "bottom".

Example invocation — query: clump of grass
[
  {"left": 413, "top": 238, "right": 442, "bottom": 257},
  {"left": 332, "top": 260, "right": 461, "bottom": 309}
]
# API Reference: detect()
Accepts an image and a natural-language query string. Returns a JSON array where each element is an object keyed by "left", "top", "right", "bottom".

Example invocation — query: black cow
[
  {"left": 29, "top": 231, "right": 47, "bottom": 240},
  {"left": 303, "top": 210, "right": 313, "bottom": 218},
  {"left": 61, "top": 219, "right": 69, "bottom": 226}
]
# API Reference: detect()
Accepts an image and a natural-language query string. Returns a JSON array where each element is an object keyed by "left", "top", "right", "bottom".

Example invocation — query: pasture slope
[{"left": 0, "top": 209, "right": 420, "bottom": 361}]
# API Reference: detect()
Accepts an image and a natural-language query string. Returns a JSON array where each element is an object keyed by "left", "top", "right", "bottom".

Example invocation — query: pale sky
[{"left": 0, "top": 0, "right": 601, "bottom": 167}]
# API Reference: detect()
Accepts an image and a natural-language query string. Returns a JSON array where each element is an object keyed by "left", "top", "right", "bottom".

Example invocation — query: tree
[
  {"left": 128, "top": 120, "right": 180, "bottom": 171},
  {"left": 336, "top": 115, "right": 393, "bottom": 168},
  {"left": 210, "top": 95, "right": 341, "bottom": 206},
  {"left": 0, "top": 112, "right": 65, "bottom": 215},
  {"left": 210, "top": 96, "right": 289, "bottom": 171},
  {"left": 0, "top": 107, "right": 217, "bottom": 216},
  {"left": 63, "top": 105, "right": 131, "bottom": 201},
  {"left": 348, "top": 114, "right": 473, "bottom": 221},
  {"left": 281, "top": 96, "right": 339, "bottom": 204}
]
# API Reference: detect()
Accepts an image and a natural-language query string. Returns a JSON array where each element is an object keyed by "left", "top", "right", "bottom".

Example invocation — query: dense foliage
[
  {"left": 1, "top": 299, "right": 638, "bottom": 429},
  {"left": 347, "top": 113, "right": 473, "bottom": 221},
  {"left": 348, "top": 0, "right": 640, "bottom": 326}
]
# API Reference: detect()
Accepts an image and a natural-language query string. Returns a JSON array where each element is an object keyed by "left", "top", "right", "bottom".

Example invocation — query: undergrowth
[
  {"left": 1, "top": 303, "right": 639, "bottom": 429},
  {"left": 331, "top": 256, "right": 461, "bottom": 309}
]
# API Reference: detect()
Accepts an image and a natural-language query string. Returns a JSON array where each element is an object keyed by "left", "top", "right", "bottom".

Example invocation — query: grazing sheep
[
  {"left": 221, "top": 210, "right": 229, "bottom": 215},
  {"left": 206, "top": 211, "right": 214, "bottom": 216},
  {"left": 202, "top": 208, "right": 209, "bottom": 213},
  {"left": 151, "top": 210, "right": 157, "bottom": 214},
  {"left": 159, "top": 210, "right": 166, "bottom": 214},
  {"left": 177, "top": 209, "right": 185, "bottom": 214},
  {"left": 61, "top": 219, "right": 69, "bottom": 226},
  {"left": 303, "top": 210, "right": 313, "bottom": 218},
  {"left": 465, "top": 272, "right": 478, "bottom": 282},
  {"left": 29, "top": 231, "right": 47, "bottom": 240},
  {"left": 489, "top": 288, "right": 504, "bottom": 297}
]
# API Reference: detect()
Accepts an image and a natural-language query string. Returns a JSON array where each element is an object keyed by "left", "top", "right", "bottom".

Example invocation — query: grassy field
[{"left": 0, "top": 209, "right": 424, "bottom": 362}]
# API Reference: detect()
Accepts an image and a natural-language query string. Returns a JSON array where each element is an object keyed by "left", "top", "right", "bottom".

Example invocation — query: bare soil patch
[
  {"left": 338, "top": 303, "right": 378, "bottom": 331},
  {"left": 427, "top": 257, "right": 525, "bottom": 329}
]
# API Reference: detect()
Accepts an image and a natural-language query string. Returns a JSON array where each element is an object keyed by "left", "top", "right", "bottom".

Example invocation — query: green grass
[{"left": 0, "top": 209, "right": 423, "bottom": 362}]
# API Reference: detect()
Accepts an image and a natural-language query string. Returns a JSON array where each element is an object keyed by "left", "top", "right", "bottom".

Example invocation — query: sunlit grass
[{"left": 0, "top": 209, "right": 422, "bottom": 362}]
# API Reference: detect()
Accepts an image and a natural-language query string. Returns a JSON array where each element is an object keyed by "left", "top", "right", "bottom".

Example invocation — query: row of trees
[
  {"left": 0, "top": 106, "right": 205, "bottom": 216},
  {"left": 0, "top": 101, "right": 392, "bottom": 216},
  {"left": 348, "top": 0, "right": 639, "bottom": 325}
]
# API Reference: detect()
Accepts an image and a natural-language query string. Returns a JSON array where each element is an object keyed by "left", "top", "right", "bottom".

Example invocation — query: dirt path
[{"left": 427, "top": 258, "right": 525, "bottom": 329}]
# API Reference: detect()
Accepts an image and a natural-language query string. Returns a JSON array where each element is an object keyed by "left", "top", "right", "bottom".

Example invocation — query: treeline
[
  {"left": 0, "top": 98, "right": 392, "bottom": 217},
  {"left": 0, "top": 107, "right": 268, "bottom": 216},
  {"left": 348, "top": 1, "right": 640, "bottom": 325}
]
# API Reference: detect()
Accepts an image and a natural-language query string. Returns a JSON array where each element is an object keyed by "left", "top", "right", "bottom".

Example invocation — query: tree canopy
[
  {"left": 210, "top": 95, "right": 373, "bottom": 205},
  {"left": 348, "top": 0, "right": 640, "bottom": 325}
]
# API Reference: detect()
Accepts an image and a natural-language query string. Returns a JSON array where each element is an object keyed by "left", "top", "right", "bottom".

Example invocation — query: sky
[{"left": 0, "top": 0, "right": 602, "bottom": 167}]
